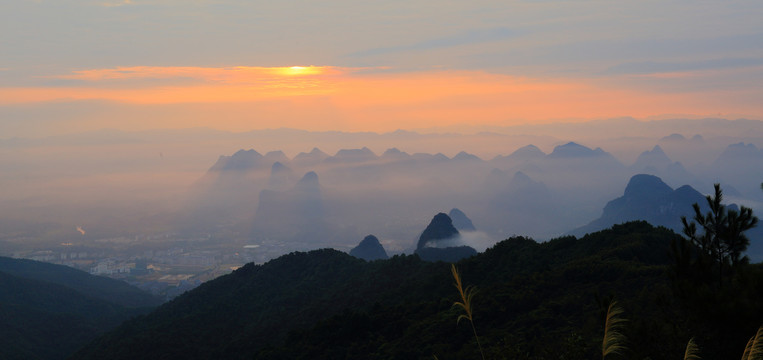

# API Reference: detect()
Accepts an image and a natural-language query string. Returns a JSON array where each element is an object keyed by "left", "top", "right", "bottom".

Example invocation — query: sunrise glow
[
  {"left": 276, "top": 66, "right": 324, "bottom": 76},
  {"left": 2, "top": 65, "right": 758, "bottom": 133},
  {"left": 1, "top": 1, "right": 761, "bottom": 137}
]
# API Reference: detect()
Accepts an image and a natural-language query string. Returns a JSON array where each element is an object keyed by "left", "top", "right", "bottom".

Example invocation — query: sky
[{"left": 2, "top": 0, "right": 763, "bottom": 137}]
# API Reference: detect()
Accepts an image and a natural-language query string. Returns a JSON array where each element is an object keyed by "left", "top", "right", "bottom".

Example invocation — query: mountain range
[{"left": 179, "top": 138, "right": 763, "bottom": 255}]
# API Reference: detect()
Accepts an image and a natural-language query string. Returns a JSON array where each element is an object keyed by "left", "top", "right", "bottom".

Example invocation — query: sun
[{"left": 273, "top": 66, "right": 324, "bottom": 76}]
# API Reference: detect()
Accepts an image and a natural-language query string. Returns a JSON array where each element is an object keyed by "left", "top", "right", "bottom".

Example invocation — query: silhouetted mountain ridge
[
  {"left": 569, "top": 174, "right": 707, "bottom": 236},
  {"left": 349, "top": 235, "right": 388, "bottom": 261},
  {"left": 415, "top": 213, "right": 459, "bottom": 250},
  {"left": 414, "top": 213, "right": 476, "bottom": 262},
  {"left": 449, "top": 208, "right": 476, "bottom": 232}
]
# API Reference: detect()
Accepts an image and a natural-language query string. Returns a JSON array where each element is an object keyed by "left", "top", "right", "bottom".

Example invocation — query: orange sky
[
  {"left": 3, "top": 1, "right": 762, "bottom": 136},
  {"left": 1, "top": 65, "right": 760, "bottom": 133}
]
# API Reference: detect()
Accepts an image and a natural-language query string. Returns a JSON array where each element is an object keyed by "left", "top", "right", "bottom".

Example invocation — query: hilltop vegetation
[
  {"left": 0, "top": 257, "right": 162, "bottom": 308},
  {"left": 0, "top": 258, "right": 160, "bottom": 360},
  {"left": 71, "top": 221, "right": 763, "bottom": 359}
]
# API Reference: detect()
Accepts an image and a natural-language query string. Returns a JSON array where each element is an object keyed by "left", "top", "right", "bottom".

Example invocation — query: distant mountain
[
  {"left": 415, "top": 213, "right": 460, "bottom": 250},
  {"left": 547, "top": 142, "right": 610, "bottom": 159},
  {"left": 631, "top": 145, "right": 672, "bottom": 171},
  {"left": 253, "top": 171, "right": 326, "bottom": 240},
  {"left": 508, "top": 144, "right": 546, "bottom": 160},
  {"left": 541, "top": 142, "right": 625, "bottom": 176},
  {"left": 267, "top": 161, "right": 296, "bottom": 190},
  {"left": 294, "top": 171, "right": 321, "bottom": 194},
  {"left": 182, "top": 149, "right": 270, "bottom": 232},
  {"left": 491, "top": 144, "right": 546, "bottom": 167},
  {"left": 630, "top": 145, "right": 698, "bottom": 188},
  {"left": 449, "top": 208, "right": 476, "bottom": 232},
  {"left": 0, "top": 258, "right": 158, "bottom": 360},
  {"left": 661, "top": 133, "right": 686, "bottom": 142},
  {"left": 263, "top": 150, "right": 289, "bottom": 164},
  {"left": 414, "top": 213, "right": 476, "bottom": 262},
  {"left": 478, "top": 170, "right": 561, "bottom": 237},
  {"left": 509, "top": 170, "right": 545, "bottom": 190},
  {"left": 713, "top": 142, "right": 761, "bottom": 164},
  {"left": 569, "top": 174, "right": 707, "bottom": 236},
  {"left": 381, "top": 147, "right": 410, "bottom": 160},
  {"left": 292, "top": 147, "right": 329, "bottom": 167},
  {"left": 452, "top": 151, "right": 482, "bottom": 162},
  {"left": 349, "top": 235, "right": 388, "bottom": 261},
  {"left": 410, "top": 152, "right": 450, "bottom": 162},
  {"left": 709, "top": 143, "right": 763, "bottom": 198},
  {"left": 325, "top": 147, "right": 378, "bottom": 163},
  {"left": 208, "top": 149, "right": 265, "bottom": 172}
]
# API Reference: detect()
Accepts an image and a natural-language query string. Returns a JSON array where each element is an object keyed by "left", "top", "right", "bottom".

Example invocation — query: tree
[{"left": 681, "top": 184, "right": 758, "bottom": 285}]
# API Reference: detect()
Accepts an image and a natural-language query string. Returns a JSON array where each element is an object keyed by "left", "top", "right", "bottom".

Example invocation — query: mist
[{"left": 1, "top": 118, "right": 762, "bottom": 264}]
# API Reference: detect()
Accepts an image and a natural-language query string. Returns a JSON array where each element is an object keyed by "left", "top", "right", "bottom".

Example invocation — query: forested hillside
[
  {"left": 71, "top": 221, "right": 763, "bottom": 359},
  {"left": 0, "top": 258, "right": 160, "bottom": 360},
  {"left": 0, "top": 257, "right": 162, "bottom": 308}
]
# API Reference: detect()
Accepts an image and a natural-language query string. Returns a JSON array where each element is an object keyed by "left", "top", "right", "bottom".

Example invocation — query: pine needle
[{"left": 601, "top": 300, "right": 628, "bottom": 359}]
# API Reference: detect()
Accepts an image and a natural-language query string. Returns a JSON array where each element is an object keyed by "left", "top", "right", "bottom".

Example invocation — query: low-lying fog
[{"left": 1, "top": 118, "right": 762, "bottom": 259}]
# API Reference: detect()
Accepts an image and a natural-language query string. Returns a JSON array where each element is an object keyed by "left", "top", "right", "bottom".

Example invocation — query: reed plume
[
  {"left": 742, "top": 326, "right": 763, "bottom": 360},
  {"left": 601, "top": 300, "right": 627, "bottom": 359},
  {"left": 684, "top": 337, "right": 701, "bottom": 360},
  {"left": 451, "top": 264, "right": 485, "bottom": 360}
]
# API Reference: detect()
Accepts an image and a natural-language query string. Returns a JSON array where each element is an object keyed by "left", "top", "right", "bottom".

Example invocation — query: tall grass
[
  {"left": 742, "top": 326, "right": 763, "bottom": 360},
  {"left": 601, "top": 300, "right": 627, "bottom": 359},
  {"left": 451, "top": 264, "right": 485, "bottom": 360}
]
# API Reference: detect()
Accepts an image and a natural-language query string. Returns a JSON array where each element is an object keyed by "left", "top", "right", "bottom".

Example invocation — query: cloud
[
  {"left": 2, "top": 66, "right": 763, "bottom": 135},
  {"left": 100, "top": 0, "right": 132, "bottom": 7},
  {"left": 347, "top": 27, "right": 517, "bottom": 57},
  {"left": 605, "top": 57, "right": 763, "bottom": 76},
  {"left": 52, "top": 65, "right": 346, "bottom": 83}
]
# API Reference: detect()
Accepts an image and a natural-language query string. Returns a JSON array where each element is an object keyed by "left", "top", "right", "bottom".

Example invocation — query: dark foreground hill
[
  {"left": 0, "top": 258, "right": 161, "bottom": 360},
  {"left": 0, "top": 257, "right": 162, "bottom": 308},
  {"left": 71, "top": 222, "right": 763, "bottom": 360}
]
